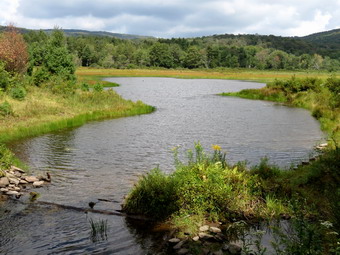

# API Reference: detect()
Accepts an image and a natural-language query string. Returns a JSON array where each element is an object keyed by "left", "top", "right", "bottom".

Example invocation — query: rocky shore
[
  {"left": 168, "top": 224, "right": 243, "bottom": 255},
  {"left": 0, "top": 166, "right": 50, "bottom": 198}
]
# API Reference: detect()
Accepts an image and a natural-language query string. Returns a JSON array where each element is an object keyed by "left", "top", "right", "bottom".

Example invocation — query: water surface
[{"left": 1, "top": 78, "right": 324, "bottom": 254}]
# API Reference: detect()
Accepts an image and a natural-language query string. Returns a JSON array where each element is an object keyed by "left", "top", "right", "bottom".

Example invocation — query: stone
[
  {"left": 0, "top": 188, "right": 9, "bottom": 192},
  {"left": 169, "top": 238, "right": 181, "bottom": 243},
  {"left": 8, "top": 178, "right": 20, "bottom": 185},
  {"left": 199, "top": 225, "right": 210, "bottom": 232},
  {"left": 177, "top": 248, "right": 190, "bottom": 255},
  {"left": 33, "top": 181, "right": 44, "bottom": 188},
  {"left": 213, "top": 250, "right": 223, "bottom": 255},
  {"left": 19, "top": 179, "right": 28, "bottom": 184},
  {"left": 0, "top": 177, "right": 9, "bottom": 188},
  {"left": 173, "top": 240, "right": 186, "bottom": 250},
  {"left": 198, "top": 232, "right": 214, "bottom": 240},
  {"left": 25, "top": 176, "right": 39, "bottom": 183},
  {"left": 210, "top": 226, "right": 222, "bottom": 233},
  {"left": 228, "top": 244, "right": 242, "bottom": 255},
  {"left": 13, "top": 187, "right": 21, "bottom": 191},
  {"left": 192, "top": 236, "right": 199, "bottom": 241},
  {"left": 11, "top": 166, "right": 25, "bottom": 173},
  {"left": 6, "top": 190, "right": 19, "bottom": 196}
]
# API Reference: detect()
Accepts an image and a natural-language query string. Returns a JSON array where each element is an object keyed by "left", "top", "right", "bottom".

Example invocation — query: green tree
[
  {"left": 149, "top": 42, "right": 174, "bottom": 68},
  {"left": 184, "top": 46, "right": 203, "bottom": 69}
]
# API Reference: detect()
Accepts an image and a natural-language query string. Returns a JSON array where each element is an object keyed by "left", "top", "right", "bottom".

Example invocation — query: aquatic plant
[{"left": 89, "top": 218, "right": 108, "bottom": 242}]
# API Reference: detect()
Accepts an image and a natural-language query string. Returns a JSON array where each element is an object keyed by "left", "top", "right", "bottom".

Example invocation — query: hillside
[{"left": 0, "top": 26, "right": 153, "bottom": 40}]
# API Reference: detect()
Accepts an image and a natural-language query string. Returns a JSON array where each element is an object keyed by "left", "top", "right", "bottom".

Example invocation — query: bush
[
  {"left": 33, "top": 67, "right": 50, "bottom": 86},
  {"left": 10, "top": 86, "right": 26, "bottom": 100},
  {"left": 0, "top": 62, "right": 10, "bottom": 90},
  {"left": 93, "top": 83, "right": 103, "bottom": 92},
  {"left": 81, "top": 82, "right": 90, "bottom": 92},
  {"left": 0, "top": 101, "right": 13, "bottom": 116}
]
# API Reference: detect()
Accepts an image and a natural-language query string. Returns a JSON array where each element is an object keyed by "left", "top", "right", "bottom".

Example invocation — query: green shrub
[
  {"left": 81, "top": 82, "right": 90, "bottom": 92},
  {"left": 0, "top": 101, "right": 13, "bottom": 116},
  {"left": 123, "top": 167, "right": 179, "bottom": 220},
  {"left": 33, "top": 67, "right": 50, "bottom": 86},
  {"left": 10, "top": 86, "right": 26, "bottom": 100},
  {"left": 93, "top": 83, "right": 103, "bottom": 92},
  {"left": 0, "top": 62, "right": 10, "bottom": 90}
]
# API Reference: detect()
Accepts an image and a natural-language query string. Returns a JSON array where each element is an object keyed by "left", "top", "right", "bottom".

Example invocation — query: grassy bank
[
  {"left": 0, "top": 86, "right": 154, "bottom": 144},
  {"left": 76, "top": 67, "right": 340, "bottom": 84}
]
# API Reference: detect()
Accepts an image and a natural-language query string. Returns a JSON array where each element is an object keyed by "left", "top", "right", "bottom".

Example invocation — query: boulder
[
  {"left": 0, "top": 177, "right": 9, "bottom": 188},
  {"left": 33, "top": 181, "right": 44, "bottom": 188},
  {"left": 25, "top": 176, "right": 39, "bottom": 183},
  {"left": 19, "top": 179, "right": 28, "bottom": 184}
]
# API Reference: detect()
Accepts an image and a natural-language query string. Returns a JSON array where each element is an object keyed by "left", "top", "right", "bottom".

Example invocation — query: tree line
[{"left": 23, "top": 29, "right": 340, "bottom": 72}]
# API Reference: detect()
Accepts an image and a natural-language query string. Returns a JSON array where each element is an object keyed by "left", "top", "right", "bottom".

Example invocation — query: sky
[{"left": 0, "top": 0, "right": 339, "bottom": 38}]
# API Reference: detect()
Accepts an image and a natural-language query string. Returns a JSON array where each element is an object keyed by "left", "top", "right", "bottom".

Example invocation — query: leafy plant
[
  {"left": 0, "top": 101, "right": 13, "bottom": 117},
  {"left": 10, "top": 86, "right": 26, "bottom": 100},
  {"left": 93, "top": 83, "right": 103, "bottom": 92}
]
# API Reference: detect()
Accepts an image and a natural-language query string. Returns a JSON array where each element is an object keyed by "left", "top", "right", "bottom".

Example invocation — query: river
[{"left": 0, "top": 78, "right": 324, "bottom": 254}]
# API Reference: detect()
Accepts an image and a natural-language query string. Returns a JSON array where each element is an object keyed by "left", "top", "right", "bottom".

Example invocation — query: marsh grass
[
  {"left": 89, "top": 218, "right": 108, "bottom": 242},
  {"left": 0, "top": 86, "right": 154, "bottom": 143}
]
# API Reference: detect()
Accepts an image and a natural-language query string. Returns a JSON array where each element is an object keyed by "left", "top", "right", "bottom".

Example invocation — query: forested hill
[{"left": 0, "top": 26, "right": 153, "bottom": 40}]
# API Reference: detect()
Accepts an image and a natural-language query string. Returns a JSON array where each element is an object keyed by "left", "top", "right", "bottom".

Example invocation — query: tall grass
[{"left": 0, "top": 87, "right": 154, "bottom": 143}]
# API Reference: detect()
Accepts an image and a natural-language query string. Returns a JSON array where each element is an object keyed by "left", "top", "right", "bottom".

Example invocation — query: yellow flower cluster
[{"left": 211, "top": 144, "right": 221, "bottom": 151}]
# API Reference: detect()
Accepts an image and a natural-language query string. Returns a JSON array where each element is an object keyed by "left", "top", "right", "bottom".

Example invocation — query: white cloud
[{"left": 0, "top": 0, "right": 339, "bottom": 37}]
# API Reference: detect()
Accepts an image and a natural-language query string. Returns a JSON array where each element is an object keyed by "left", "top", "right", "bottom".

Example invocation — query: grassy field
[{"left": 76, "top": 67, "right": 340, "bottom": 84}]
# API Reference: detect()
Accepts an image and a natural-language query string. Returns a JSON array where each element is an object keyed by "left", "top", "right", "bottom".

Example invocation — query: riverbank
[
  {"left": 76, "top": 67, "right": 340, "bottom": 84},
  {"left": 123, "top": 75, "right": 340, "bottom": 254}
]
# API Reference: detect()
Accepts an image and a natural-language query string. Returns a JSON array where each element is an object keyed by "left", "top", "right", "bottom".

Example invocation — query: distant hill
[
  {"left": 0, "top": 26, "right": 153, "bottom": 40},
  {"left": 301, "top": 28, "right": 340, "bottom": 59}
]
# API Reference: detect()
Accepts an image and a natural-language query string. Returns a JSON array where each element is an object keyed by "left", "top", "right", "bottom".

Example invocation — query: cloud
[{"left": 0, "top": 0, "right": 339, "bottom": 37}]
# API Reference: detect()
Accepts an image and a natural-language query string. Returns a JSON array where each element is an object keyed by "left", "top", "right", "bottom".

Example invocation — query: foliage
[
  {"left": 10, "top": 86, "right": 26, "bottom": 101},
  {"left": 93, "top": 83, "right": 103, "bottom": 92},
  {"left": 124, "top": 143, "right": 289, "bottom": 227},
  {"left": 0, "top": 62, "right": 10, "bottom": 90},
  {"left": 0, "top": 25, "right": 29, "bottom": 74},
  {"left": 0, "top": 101, "right": 13, "bottom": 116},
  {"left": 0, "top": 143, "right": 15, "bottom": 170}
]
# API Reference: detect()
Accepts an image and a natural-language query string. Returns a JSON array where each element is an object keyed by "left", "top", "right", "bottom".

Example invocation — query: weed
[
  {"left": 0, "top": 101, "right": 13, "bottom": 116},
  {"left": 89, "top": 218, "right": 108, "bottom": 242}
]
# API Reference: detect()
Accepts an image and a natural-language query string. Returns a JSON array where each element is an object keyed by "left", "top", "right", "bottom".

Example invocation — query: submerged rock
[{"left": 33, "top": 181, "right": 45, "bottom": 188}]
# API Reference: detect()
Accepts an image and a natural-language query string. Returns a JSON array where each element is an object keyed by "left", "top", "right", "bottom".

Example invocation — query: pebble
[
  {"left": 0, "top": 177, "right": 9, "bottom": 187},
  {"left": 0, "top": 188, "right": 9, "bottom": 192},
  {"left": 192, "top": 236, "right": 199, "bottom": 241},
  {"left": 9, "top": 178, "right": 20, "bottom": 185},
  {"left": 19, "top": 180, "right": 28, "bottom": 184}
]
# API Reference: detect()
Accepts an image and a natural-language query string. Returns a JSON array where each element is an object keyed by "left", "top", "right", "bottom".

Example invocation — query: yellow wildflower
[{"left": 212, "top": 144, "right": 221, "bottom": 151}]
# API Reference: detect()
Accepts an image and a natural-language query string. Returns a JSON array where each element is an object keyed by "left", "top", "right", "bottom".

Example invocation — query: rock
[
  {"left": 228, "top": 244, "right": 242, "bottom": 255},
  {"left": 209, "top": 226, "right": 222, "bottom": 233},
  {"left": 11, "top": 166, "right": 25, "bottom": 173},
  {"left": 199, "top": 225, "right": 210, "bottom": 232},
  {"left": 192, "top": 236, "right": 199, "bottom": 241},
  {"left": 169, "top": 238, "right": 181, "bottom": 243},
  {"left": 33, "top": 181, "right": 44, "bottom": 187},
  {"left": 19, "top": 179, "right": 28, "bottom": 184},
  {"left": 6, "top": 190, "right": 19, "bottom": 196},
  {"left": 13, "top": 186, "right": 21, "bottom": 191},
  {"left": 173, "top": 240, "right": 186, "bottom": 250},
  {"left": 25, "top": 176, "right": 39, "bottom": 183},
  {"left": 177, "top": 248, "right": 189, "bottom": 255},
  {"left": 5, "top": 172, "right": 16, "bottom": 179},
  {"left": 8, "top": 177, "right": 20, "bottom": 185},
  {"left": 198, "top": 232, "right": 214, "bottom": 240},
  {"left": 0, "top": 177, "right": 9, "bottom": 188},
  {"left": 0, "top": 188, "right": 9, "bottom": 192},
  {"left": 8, "top": 184, "right": 15, "bottom": 188},
  {"left": 213, "top": 250, "right": 223, "bottom": 255}
]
